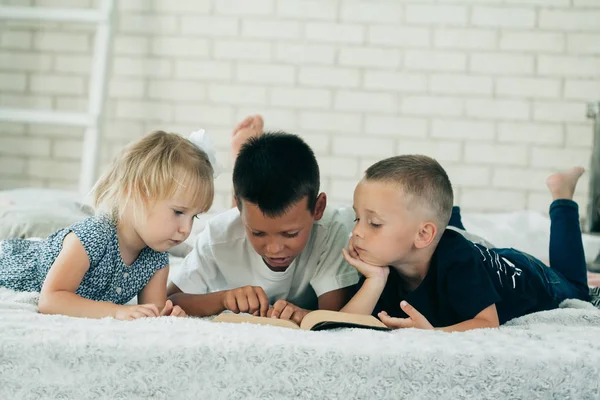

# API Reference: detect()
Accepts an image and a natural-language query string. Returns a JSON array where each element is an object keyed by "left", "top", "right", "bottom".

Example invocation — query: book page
[
  {"left": 212, "top": 313, "right": 300, "bottom": 329},
  {"left": 300, "top": 310, "right": 389, "bottom": 331}
]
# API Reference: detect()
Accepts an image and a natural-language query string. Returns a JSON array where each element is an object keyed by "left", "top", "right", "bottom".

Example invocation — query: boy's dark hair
[
  {"left": 233, "top": 132, "right": 320, "bottom": 217},
  {"left": 365, "top": 155, "right": 454, "bottom": 229}
]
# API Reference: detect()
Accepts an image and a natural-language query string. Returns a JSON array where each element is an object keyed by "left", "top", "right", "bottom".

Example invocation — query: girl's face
[{"left": 135, "top": 190, "right": 205, "bottom": 253}]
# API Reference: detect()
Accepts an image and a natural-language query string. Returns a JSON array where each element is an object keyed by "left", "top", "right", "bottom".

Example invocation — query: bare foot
[
  {"left": 546, "top": 166, "right": 585, "bottom": 200},
  {"left": 230, "top": 115, "right": 264, "bottom": 208},
  {"left": 252, "top": 114, "right": 264, "bottom": 134},
  {"left": 231, "top": 114, "right": 264, "bottom": 159}
]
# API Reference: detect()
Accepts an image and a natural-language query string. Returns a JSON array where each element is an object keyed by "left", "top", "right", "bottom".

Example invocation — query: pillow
[{"left": 0, "top": 188, "right": 93, "bottom": 240}]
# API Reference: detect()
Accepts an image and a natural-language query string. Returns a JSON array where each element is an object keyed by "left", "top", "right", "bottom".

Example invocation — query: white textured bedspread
[{"left": 1, "top": 288, "right": 599, "bottom": 400}]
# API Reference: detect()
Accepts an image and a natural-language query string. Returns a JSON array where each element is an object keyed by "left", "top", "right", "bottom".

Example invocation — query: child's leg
[
  {"left": 546, "top": 167, "right": 589, "bottom": 294},
  {"left": 448, "top": 206, "right": 466, "bottom": 230}
]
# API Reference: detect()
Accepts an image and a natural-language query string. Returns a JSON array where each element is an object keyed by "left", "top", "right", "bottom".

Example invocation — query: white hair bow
[{"left": 188, "top": 129, "right": 220, "bottom": 178}]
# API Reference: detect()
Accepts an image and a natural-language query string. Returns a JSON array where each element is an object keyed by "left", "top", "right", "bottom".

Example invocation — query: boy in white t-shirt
[{"left": 168, "top": 116, "right": 359, "bottom": 323}]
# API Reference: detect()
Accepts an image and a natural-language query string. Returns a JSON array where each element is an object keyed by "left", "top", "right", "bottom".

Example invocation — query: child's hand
[
  {"left": 231, "top": 115, "right": 263, "bottom": 160},
  {"left": 263, "top": 300, "right": 309, "bottom": 325},
  {"left": 378, "top": 301, "right": 433, "bottom": 330},
  {"left": 342, "top": 247, "right": 389, "bottom": 281},
  {"left": 115, "top": 304, "right": 160, "bottom": 321},
  {"left": 160, "top": 299, "right": 187, "bottom": 318},
  {"left": 347, "top": 236, "right": 359, "bottom": 259},
  {"left": 222, "top": 285, "right": 270, "bottom": 316}
]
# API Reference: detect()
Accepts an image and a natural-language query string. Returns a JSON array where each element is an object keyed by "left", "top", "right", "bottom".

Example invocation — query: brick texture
[{"left": 0, "top": 0, "right": 597, "bottom": 217}]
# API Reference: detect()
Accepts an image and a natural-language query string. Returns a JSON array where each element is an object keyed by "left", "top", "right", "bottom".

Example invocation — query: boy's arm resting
[
  {"left": 38, "top": 232, "right": 121, "bottom": 318},
  {"left": 437, "top": 304, "right": 500, "bottom": 332},
  {"left": 340, "top": 276, "right": 386, "bottom": 315},
  {"left": 317, "top": 286, "right": 354, "bottom": 311},
  {"left": 168, "top": 286, "right": 228, "bottom": 317},
  {"left": 168, "top": 283, "right": 270, "bottom": 317},
  {"left": 137, "top": 266, "right": 169, "bottom": 310}
]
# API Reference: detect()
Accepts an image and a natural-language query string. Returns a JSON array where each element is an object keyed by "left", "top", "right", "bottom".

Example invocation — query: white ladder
[{"left": 0, "top": 0, "right": 115, "bottom": 196}]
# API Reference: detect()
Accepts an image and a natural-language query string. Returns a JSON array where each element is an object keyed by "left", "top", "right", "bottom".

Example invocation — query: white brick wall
[{"left": 0, "top": 0, "right": 598, "bottom": 219}]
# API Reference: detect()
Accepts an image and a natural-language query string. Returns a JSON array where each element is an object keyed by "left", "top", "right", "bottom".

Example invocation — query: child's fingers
[
  {"left": 399, "top": 301, "right": 432, "bottom": 329},
  {"left": 236, "top": 294, "right": 250, "bottom": 313},
  {"left": 255, "top": 287, "right": 270, "bottom": 317},
  {"left": 271, "top": 299, "right": 287, "bottom": 319},
  {"left": 246, "top": 291, "right": 260, "bottom": 314},
  {"left": 348, "top": 237, "right": 357, "bottom": 253},
  {"left": 160, "top": 300, "right": 173, "bottom": 316},
  {"left": 378, "top": 312, "right": 410, "bottom": 329},
  {"left": 137, "top": 306, "right": 158, "bottom": 318},
  {"left": 279, "top": 305, "right": 295, "bottom": 321},
  {"left": 131, "top": 311, "right": 147, "bottom": 320},
  {"left": 139, "top": 303, "right": 160, "bottom": 317},
  {"left": 399, "top": 301, "right": 423, "bottom": 321},
  {"left": 347, "top": 240, "right": 359, "bottom": 259},
  {"left": 172, "top": 306, "right": 186, "bottom": 317},
  {"left": 223, "top": 293, "right": 239, "bottom": 313},
  {"left": 342, "top": 248, "right": 356, "bottom": 265},
  {"left": 291, "top": 310, "right": 305, "bottom": 325},
  {"left": 342, "top": 248, "right": 366, "bottom": 271}
]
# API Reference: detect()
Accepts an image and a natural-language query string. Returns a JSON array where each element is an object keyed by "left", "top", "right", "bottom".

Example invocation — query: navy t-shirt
[{"left": 364, "top": 229, "right": 554, "bottom": 326}]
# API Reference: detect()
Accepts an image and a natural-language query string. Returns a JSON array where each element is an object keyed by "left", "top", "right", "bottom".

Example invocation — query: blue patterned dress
[{"left": 0, "top": 214, "right": 169, "bottom": 304}]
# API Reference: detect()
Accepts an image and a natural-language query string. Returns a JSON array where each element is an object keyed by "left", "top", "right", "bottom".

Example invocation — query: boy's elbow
[
  {"left": 168, "top": 291, "right": 187, "bottom": 308},
  {"left": 477, "top": 316, "right": 499, "bottom": 329},
  {"left": 489, "top": 320, "right": 500, "bottom": 329},
  {"left": 166, "top": 282, "right": 182, "bottom": 297}
]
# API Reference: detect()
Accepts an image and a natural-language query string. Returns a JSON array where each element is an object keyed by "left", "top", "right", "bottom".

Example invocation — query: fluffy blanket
[{"left": 1, "top": 288, "right": 599, "bottom": 399}]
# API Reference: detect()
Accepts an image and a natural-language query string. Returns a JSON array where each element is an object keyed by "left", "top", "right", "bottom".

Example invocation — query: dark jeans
[
  {"left": 450, "top": 200, "right": 590, "bottom": 303},
  {"left": 542, "top": 199, "right": 589, "bottom": 302}
]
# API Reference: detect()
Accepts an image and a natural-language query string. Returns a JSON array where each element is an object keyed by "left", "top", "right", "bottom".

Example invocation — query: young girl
[{"left": 0, "top": 130, "right": 214, "bottom": 320}]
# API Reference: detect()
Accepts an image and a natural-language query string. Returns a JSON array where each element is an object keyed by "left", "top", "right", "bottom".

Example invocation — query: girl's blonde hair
[{"left": 92, "top": 130, "right": 214, "bottom": 222}]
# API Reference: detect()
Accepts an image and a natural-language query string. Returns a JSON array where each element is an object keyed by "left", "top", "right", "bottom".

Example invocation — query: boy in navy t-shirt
[{"left": 341, "top": 155, "right": 590, "bottom": 332}]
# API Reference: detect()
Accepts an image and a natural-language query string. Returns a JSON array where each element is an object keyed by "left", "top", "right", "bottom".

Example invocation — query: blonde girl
[{"left": 0, "top": 130, "right": 214, "bottom": 320}]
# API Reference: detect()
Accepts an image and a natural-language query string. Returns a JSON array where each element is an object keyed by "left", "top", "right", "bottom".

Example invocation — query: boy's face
[
  {"left": 351, "top": 179, "right": 422, "bottom": 267},
  {"left": 240, "top": 195, "right": 326, "bottom": 272}
]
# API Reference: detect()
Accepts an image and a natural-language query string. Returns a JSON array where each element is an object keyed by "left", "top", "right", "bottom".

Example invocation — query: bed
[{"left": 1, "top": 189, "right": 600, "bottom": 399}]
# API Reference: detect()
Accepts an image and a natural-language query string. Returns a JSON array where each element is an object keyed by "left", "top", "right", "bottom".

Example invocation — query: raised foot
[{"left": 546, "top": 166, "right": 585, "bottom": 200}]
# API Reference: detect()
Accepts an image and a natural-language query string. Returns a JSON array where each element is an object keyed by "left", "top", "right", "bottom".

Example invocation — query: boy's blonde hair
[
  {"left": 365, "top": 155, "right": 453, "bottom": 232},
  {"left": 92, "top": 130, "right": 214, "bottom": 222}
]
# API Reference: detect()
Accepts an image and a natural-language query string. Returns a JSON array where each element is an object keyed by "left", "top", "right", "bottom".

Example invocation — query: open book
[{"left": 212, "top": 309, "right": 390, "bottom": 332}]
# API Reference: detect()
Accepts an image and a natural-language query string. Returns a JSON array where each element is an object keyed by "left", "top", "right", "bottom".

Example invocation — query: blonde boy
[{"left": 341, "top": 155, "right": 590, "bottom": 332}]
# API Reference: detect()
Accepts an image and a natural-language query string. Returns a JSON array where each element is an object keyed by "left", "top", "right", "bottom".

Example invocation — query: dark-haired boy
[{"left": 168, "top": 116, "right": 358, "bottom": 322}]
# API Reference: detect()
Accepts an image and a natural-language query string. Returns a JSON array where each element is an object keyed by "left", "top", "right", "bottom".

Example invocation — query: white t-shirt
[{"left": 170, "top": 207, "right": 360, "bottom": 310}]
